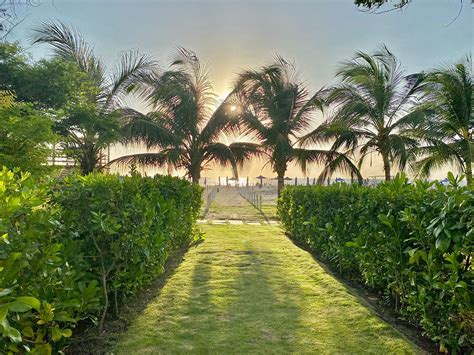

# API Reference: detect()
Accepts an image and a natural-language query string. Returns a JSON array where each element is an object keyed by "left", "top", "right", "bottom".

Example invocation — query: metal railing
[{"left": 239, "top": 186, "right": 263, "bottom": 213}]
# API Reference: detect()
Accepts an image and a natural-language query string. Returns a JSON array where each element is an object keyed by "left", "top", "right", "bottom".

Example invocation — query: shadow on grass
[
  {"left": 211, "top": 247, "right": 302, "bottom": 352},
  {"left": 67, "top": 243, "right": 194, "bottom": 354},
  {"left": 282, "top": 231, "right": 436, "bottom": 353},
  {"left": 161, "top": 244, "right": 303, "bottom": 352}
]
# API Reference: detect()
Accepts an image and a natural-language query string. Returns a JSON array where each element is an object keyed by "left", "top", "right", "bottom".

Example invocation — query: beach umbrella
[{"left": 255, "top": 175, "right": 267, "bottom": 187}]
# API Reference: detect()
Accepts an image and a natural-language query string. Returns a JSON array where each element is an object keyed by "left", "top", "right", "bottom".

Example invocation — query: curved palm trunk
[{"left": 382, "top": 153, "right": 391, "bottom": 181}]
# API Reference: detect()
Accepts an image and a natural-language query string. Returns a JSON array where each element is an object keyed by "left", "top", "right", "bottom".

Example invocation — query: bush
[
  {"left": 53, "top": 173, "right": 202, "bottom": 331},
  {"left": 0, "top": 167, "right": 100, "bottom": 354},
  {"left": 0, "top": 169, "right": 202, "bottom": 352},
  {"left": 278, "top": 173, "right": 473, "bottom": 352}
]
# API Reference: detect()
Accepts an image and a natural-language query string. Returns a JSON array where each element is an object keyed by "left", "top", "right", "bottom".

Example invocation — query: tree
[
  {"left": 0, "top": 42, "right": 93, "bottom": 110},
  {"left": 31, "top": 21, "right": 156, "bottom": 175},
  {"left": 0, "top": 99, "right": 55, "bottom": 176},
  {"left": 234, "top": 57, "right": 362, "bottom": 195},
  {"left": 354, "top": 0, "right": 411, "bottom": 11},
  {"left": 412, "top": 59, "right": 473, "bottom": 185},
  {"left": 110, "top": 48, "right": 257, "bottom": 183},
  {"left": 302, "top": 46, "right": 425, "bottom": 182}
]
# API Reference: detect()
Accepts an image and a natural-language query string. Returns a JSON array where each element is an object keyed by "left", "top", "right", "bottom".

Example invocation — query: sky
[{"left": 8, "top": 0, "right": 473, "bottom": 180}]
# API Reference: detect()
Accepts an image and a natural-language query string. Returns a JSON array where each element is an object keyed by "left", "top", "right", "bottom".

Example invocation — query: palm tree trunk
[
  {"left": 465, "top": 160, "right": 473, "bottom": 186},
  {"left": 382, "top": 153, "right": 391, "bottom": 181},
  {"left": 465, "top": 138, "right": 473, "bottom": 186},
  {"left": 276, "top": 160, "right": 288, "bottom": 197},
  {"left": 277, "top": 174, "right": 284, "bottom": 197},
  {"left": 191, "top": 171, "right": 201, "bottom": 184}
]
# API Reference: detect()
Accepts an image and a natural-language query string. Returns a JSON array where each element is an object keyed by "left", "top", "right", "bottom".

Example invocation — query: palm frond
[
  {"left": 228, "top": 142, "right": 266, "bottom": 168},
  {"left": 103, "top": 50, "right": 157, "bottom": 110},
  {"left": 31, "top": 21, "right": 105, "bottom": 87},
  {"left": 203, "top": 142, "right": 238, "bottom": 177},
  {"left": 108, "top": 151, "right": 180, "bottom": 170},
  {"left": 317, "top": 151, "right": 364, "bottom": 184},
  {"left": 119, "top": 108, "right": 178, "bottom": 148}
]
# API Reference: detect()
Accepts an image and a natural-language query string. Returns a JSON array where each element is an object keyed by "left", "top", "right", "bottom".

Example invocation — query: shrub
[
  {"left": 0, "top": 167, "right": 100, "bottom": 354},
  {"left": 278, "top": 173, "right": 473, "bottom": 352},
  {"left": 0, "top": 169, "right": 202, "bottom": 352},
  {"left": 53, "top": 173, "right": 202, "bottom": 331}
]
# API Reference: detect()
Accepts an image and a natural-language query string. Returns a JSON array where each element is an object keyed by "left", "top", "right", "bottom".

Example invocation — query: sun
[{"left": 230, "top": 105, "right": 237, "bottom": 112}]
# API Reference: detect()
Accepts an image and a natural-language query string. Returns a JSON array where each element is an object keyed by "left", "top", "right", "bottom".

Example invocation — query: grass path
[{"left": 115, "top": 225, "right": 419, "bottom": 354}]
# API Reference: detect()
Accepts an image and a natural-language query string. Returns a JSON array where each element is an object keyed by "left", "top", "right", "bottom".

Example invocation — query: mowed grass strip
[{"left": 115, "top": 225, "right": 420, "bottom": 354}]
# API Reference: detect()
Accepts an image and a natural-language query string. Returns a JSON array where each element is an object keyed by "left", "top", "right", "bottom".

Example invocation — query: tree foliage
[
  {"left": 234, "top": 57, "right": 361, "bottom": 195},
  {"left": 111, "top": 48, "right": 255, "bottom": 183},
  {"left": 412, "top": 59, "right": 473, "bottom": 185},
  {"left": 303, "top": 46, "right": 425, "bottom": 181},
  {"left": 30, "top": 21, "right": 156, "bottom": 175},
  {"left": 0, "top": 43, "right": 88, "bottom": 110},
  {"left": 0, "top": 101, "right": 55, "bottom": 176}
]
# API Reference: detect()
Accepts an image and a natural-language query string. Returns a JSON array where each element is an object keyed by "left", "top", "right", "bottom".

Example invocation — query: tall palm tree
[
  {"left": 412, "top": 59, "right": 473, "bottom": 185},
  {"left": 234, "top": 57, "right": 362, "bottom": 196},
  {"left": 302, "top": 46, "right": 425, "bottom": 181},
  {"left": 110, "top": 48, "right": 258, "bottom": 183},
  {"left": 31, "top": 21, "right": 156, "bottom": 175}
]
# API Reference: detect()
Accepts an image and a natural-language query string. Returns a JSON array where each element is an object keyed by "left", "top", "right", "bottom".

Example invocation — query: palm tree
[
  {"left": 110, "top": 48, "right": 258, "bottom": 183},
  {"left": 412, "top": 59, "right": 473, "bottom": 185},
  {"left": 31, "top": 21, "right": 156, "bottom": 175},
  {"left": 302, "top": 46, "right": 425, "bottom": 181},
  {"left": 234, "top": 57, "right": 362, "bottom": 196}
]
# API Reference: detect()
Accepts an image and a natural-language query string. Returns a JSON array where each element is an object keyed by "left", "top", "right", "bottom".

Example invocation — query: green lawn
[{"left": 115, "top": 225, "right": 419, "bottom": 354}]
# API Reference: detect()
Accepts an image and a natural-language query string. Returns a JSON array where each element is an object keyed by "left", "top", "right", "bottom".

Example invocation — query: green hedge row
[
  {"left": 278, "top": 174, "right": 473, "bottom": 353},
  {"left": 0, "top": 169, "right": 202, "bottom": 353}
]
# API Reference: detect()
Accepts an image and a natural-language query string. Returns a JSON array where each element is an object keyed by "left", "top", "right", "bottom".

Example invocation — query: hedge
[
  {"left": 0, "top": 169, "right": 202, "bottom": 353},
  {"left": 278, "top": 173, "right": 473, "bottom": 353}
]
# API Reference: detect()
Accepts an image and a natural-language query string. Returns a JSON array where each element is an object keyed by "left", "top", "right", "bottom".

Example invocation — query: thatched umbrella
[{"left": 255, "top": 175, "right": 267, "bottom": 188}]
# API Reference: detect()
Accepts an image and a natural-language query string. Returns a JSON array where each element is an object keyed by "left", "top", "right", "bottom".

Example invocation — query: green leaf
[
  {"left": 51, "top": 326, "right": 62, "bottom": 342},
  {"left": 0, "top": 288, "right": 12, "bottom": 297},
  {"left": 7, "top": 301, "right": 33, "bottom": 312},
  {"left": 31, "top": 343, "right": 52, "bottom": 355},
  {"left": 54, "top": 311, "right": 76, "bottom": 323},
  {"left": 345, "top": 241, "right": 359, "bottom": 248},
  {"left": 0, "top": 308, "right": 7, "bottom": 321},
  {"left": 22, "top": 325, "right": 35, "bottom": 338},
  {"left": 16, "top": 296, "right": 41, "bottom": 311},
  {"left": 435, "top": 235, "right": 450, "bottom": 251},
  {"left": 1, "top": 318, "right": 22, "bottom": 343}
]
